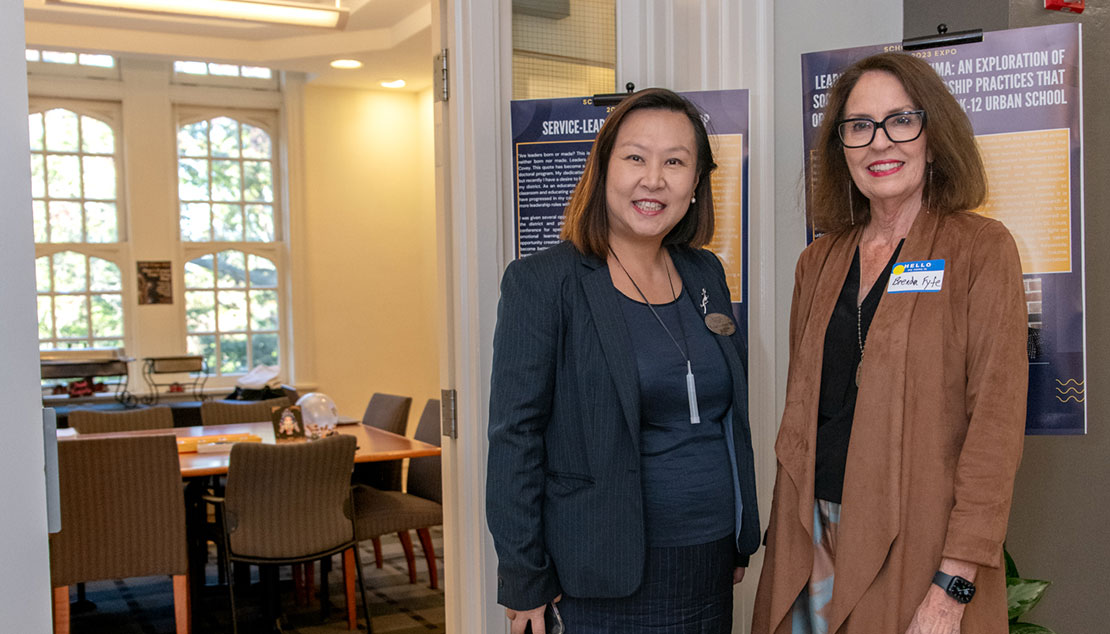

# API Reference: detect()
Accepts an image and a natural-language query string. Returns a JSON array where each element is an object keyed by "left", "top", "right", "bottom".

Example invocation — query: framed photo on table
[{"left": 271, "top": 405, "right": 305, "bottom": 441}]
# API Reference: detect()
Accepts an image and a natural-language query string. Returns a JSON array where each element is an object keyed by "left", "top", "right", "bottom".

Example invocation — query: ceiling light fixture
[
  {"left": 45, "top": 0, "right": 350, "bottom": 29},
  {"left": 330, "top": 59, "right": 362, "bottom": 69},
  {"left": 380, "top": 79, "right": 406, "bottom": 89}
]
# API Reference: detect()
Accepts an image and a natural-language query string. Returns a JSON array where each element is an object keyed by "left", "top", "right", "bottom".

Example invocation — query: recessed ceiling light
[
  {"left": 330, "top": 59, "right": 362, "bottom": 70},
  {"left": 380, "top": 79, "right": 406, "bottom": 89}
]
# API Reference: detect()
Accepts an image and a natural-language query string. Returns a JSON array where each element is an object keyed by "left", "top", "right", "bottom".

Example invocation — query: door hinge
[
  {"left": 440, "top": 388, "right": 458, "bottom": 438},
  {"left": 434, "top": 48, "right": 449, "bottom": 102}
]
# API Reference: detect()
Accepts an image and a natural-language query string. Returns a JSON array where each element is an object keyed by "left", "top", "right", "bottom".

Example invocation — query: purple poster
[
  {"left": 801, "top": 24, "right": 1085, "bottom": 435},
  {"left": 511, "top": 91, "right": 751, "bottom": 338}
]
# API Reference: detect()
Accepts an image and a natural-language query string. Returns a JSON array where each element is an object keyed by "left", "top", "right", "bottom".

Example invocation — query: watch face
[{"left": 948, "top": 577, "right": 976, "bottom": 604}]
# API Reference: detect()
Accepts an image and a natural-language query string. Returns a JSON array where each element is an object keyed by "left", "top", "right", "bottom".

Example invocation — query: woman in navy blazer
[{"left": 487, "top": 88, "right": 760, "bottom": 633}]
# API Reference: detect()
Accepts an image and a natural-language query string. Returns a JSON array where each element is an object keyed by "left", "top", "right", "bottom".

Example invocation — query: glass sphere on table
[{"left": 296, "top": 392, "right": 339, "bottom": 440}]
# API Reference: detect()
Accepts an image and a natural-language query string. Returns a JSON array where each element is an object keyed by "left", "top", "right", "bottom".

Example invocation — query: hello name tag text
[{"left": 887, "top": 259, "right": 945, "bottom": 293}]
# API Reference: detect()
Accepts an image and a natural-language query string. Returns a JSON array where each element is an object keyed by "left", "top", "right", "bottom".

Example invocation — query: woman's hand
[
  {"left": 733, "top": 567, "right": 746, "bottom": 584},
  {"left": 904, "top": 584, "right": 965, "bottom": 634},
  {"left": 905, "top": 558, "right": 975, "bottom": 634},
  {"left": 506, "top": 595, "right": 561, "bottom": 634}
]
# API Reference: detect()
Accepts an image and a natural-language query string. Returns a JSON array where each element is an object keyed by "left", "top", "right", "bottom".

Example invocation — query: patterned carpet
[{"left": 66, "top": 529, "right": 445, "bottom": 633}]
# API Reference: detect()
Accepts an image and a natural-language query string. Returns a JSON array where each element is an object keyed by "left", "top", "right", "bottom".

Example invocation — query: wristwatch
[{"left": 933, "top": 571, "right": 976, "bottom": 604}]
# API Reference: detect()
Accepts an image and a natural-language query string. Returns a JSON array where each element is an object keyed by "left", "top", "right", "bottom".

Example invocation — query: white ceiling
[{"left": 22, "top": 0, "right": 434, "bottom": 91}]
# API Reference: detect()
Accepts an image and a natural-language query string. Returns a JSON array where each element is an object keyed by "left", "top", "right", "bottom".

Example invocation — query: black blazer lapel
[
  {"left": 671, "top": 249, "right": 746, "bottom": 385},
  {"left": 579, "top": 257, "right": 642, "bottom": 448}
]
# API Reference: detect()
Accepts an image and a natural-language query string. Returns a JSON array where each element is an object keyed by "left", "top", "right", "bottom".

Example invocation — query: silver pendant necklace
[
  {"left": 856, "top": 302, "right": 865, "bottom": 387},
  {"left": 610, "top": 248, "right": 701, "bottom": 425}
]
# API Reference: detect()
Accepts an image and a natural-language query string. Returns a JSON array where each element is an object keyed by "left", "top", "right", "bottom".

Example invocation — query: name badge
[{"left": 887, "top": 259, "right": 945, "bottom": 293}]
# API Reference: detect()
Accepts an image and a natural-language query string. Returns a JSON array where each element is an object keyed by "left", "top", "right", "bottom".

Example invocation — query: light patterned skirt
[{"left": 790, "top": 499, "right": 841, "bottom": 634}]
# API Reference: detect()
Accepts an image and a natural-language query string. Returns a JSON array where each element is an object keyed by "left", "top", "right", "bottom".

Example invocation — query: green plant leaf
[
  {"left": 1004, "top": 544, "right": 1020, "bottom": 578},
  {"left": 1007, "top": 577, "right": 1050, "bottom": 621},
  {"left": 1009, "top": 623, "right": 1056, "bottom": 634}
]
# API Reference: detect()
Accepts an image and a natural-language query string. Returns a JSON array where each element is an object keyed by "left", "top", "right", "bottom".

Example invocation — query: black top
[
  {"left": 815, "top": 240, "right": 904, "bottom": 503},
  {"left": 617, "top": 289, "right": 735, "bottom": 547}
]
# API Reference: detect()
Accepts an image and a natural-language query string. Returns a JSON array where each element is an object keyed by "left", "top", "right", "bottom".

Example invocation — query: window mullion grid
[
  {"left": 37, "top": 149, "right": 51, "bottom": 242},
  {"left": 238, "top": 120, "right": 247, "bottom": 243},
  {"left": 244, "top": 259, "right": 253, "bottom": 368},
  {"left": 207, "top": 122, "right": 215, "bottom": 241},
  {"left": 213, "top": 256, "right": 222, "bottom": 375},
  {"left": 48, "top": 256, "right": 58, "bottom": 344},
  {"left": 84, "top": 254, "right": 93, "bottom": 347},
  {"left": 77, "top": 114, "right": 87, "bottom": 242}
]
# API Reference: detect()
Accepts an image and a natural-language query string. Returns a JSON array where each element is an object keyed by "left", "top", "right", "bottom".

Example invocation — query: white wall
[
  {"left": 299, "top": 85, "right": 440, "bottom": 432},
  {"left": 0, "top": 4, "right": 55, "bottom": 630},
  {"left": 772, "top": 0, "right": 903, "bottom": 420}
]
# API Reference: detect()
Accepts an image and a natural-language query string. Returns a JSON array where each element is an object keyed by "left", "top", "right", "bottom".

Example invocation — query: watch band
[{"left": 932, "top": 571, "right": 976, "bottom": 604}]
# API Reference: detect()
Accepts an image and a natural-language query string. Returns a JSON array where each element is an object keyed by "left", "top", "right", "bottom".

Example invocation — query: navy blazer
[{"left": 486, "top": 241, "right": 760, "bottom": 611}]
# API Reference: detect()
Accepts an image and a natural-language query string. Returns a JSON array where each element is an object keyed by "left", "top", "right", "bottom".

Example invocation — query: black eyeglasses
[{"left": 836, "top": 110, "right": 926, "bottom": 148}]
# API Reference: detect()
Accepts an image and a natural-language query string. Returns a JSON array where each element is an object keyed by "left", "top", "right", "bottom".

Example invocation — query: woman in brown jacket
[{"left": 752, "top": 53, "right": 1027, "bottom": 634}]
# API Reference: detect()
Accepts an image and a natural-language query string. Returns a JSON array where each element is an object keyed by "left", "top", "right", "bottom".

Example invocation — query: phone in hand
[{"left": 522, "top": 601, "right": 564, "bottom": 634}]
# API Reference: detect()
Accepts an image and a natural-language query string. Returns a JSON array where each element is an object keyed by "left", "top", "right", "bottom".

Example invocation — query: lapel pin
[{"left": 700, "top": 288, "right": 709, "bottom": 315}]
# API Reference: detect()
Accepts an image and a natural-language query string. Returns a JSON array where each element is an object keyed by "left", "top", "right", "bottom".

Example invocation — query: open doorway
[{"left": 23, "top": 1, "right": 447, "bottom": 631}]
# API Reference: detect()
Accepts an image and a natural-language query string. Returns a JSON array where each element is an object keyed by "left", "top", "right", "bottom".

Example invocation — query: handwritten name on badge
[{"left": 886, "top": 259, "right": 945, "bottom": 293}]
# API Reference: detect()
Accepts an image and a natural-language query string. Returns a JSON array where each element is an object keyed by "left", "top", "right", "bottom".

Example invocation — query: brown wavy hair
[
  {"left": 561, "top": 88, "right": 717, "bottom": 258},
  {"left": 811, "top": 52, "right": 987, "bottom": 233}
]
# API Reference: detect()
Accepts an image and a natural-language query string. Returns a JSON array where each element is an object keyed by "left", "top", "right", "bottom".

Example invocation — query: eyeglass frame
[{"left": 836, "top": 110, "right": 927, "bottom": 148}]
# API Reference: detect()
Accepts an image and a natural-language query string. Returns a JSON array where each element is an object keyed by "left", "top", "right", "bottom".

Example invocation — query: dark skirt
[{"left": 556, "top": 535, "right": 735, "bottom": 634}]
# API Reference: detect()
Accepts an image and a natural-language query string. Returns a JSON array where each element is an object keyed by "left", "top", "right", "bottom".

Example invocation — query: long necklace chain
[
  {"left": 609, "top": 248, "right": 689, "bottom": 364},
  {"left": 857, "top": 303, "right": 865, "bottom": 358},
  {"left": 856, "top": 303, "right": 865, "bottom": 387},
  {"left": 609, "top": 247, "right": 701, "bottom": 424},
  {"left": 856, "top": 238, "right": 905, "bottom": 387}
]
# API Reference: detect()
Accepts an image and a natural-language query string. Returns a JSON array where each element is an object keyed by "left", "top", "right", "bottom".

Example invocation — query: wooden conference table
[
  {"left": 58, "top": 420, "right": 441, "bottom": 625},
  {"left": 59, "top": 421, "right": 441, "bottom": 477}
]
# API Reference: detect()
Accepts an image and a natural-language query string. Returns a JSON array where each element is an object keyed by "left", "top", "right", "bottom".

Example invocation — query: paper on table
[{"left": 177, "top": 433, "right": 262, "bottom": 454}]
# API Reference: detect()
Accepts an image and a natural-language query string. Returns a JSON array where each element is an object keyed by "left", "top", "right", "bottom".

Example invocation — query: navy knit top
[{"left": 618, "top": 288, "right": 735, "bottom": 547}]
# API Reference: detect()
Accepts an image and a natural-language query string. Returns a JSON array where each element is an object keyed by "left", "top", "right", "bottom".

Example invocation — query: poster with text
[
  {"left": 511, "top": 90, "right": 750, "bottom": 338},
  {"left": 801, "top": 23, "right": 1085, "bottom": 434}
]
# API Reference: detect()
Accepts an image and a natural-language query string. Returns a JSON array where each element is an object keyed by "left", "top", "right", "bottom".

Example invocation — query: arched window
[
  {"left": 178, "top": 115, "right": 276, "bottom": 243},
  {"left": 29, "top": 102, "right": 125, "bottom": 352},
  {"left": 29, "top": 106, "right": 121, "bottom": 244},
  {"left": 178, "top": 109, "right": 282, "bottom": 378}
]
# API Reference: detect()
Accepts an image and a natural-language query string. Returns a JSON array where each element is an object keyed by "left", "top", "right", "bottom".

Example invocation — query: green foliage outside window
[
  {"left": 185, "top": 250, "right": 278, "bottom": 376},
  {"left": 36, "top": 252, "right": 123, "bottom": 350},
  {"left": 177, "top": 117, "right": 275, "bottom": 243}
]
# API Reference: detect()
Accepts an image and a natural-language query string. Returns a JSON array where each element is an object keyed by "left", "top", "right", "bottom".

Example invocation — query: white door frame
[
  {"left": 433, "top": 0, "right": 513, "bottom": 631},
  {"left": 433, "top": 0, "right": 778, "bottom": 631},
  {"left": 0, "top": 6, "right": 55, "bottom": 631}
]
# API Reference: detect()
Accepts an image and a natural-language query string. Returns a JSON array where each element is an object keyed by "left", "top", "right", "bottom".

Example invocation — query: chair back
[
  {"left": 200, "top": 397, "right": 290, "bottom": 426},
  {"left": 360, "top": 393, "right": 411, "bottom": 434},
  {"left": 223, "top": 435, "right": 357, "bottom": 559},
  {"left": 359, "top": 393, "right": 412, "bottom": 491},
  {"left": 67, "top": 406, "right": 174, "bottom": 434},
  {"left": 281, "top": 384, "right": 300, "bottom": 404},
  {"left": 407, "top": 400, "right": 442, "bottom": 504},
  {"left": 49, "top": 435, "right": 187, "bottom": 586}
]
